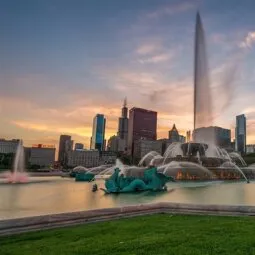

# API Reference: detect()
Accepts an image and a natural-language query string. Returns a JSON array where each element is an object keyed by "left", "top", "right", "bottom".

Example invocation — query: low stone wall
[{"left": 1, "top": 202, "right": 255, "bottom": 236}]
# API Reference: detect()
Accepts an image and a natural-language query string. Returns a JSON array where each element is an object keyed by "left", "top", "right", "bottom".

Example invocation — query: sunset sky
[{"left": 1, "top": 0, "right": 255, "bottom": 149}]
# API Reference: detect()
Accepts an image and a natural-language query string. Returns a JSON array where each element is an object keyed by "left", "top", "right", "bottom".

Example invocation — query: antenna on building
[{"left": 123, "top": 97, "right": 127, "bottom": 107}]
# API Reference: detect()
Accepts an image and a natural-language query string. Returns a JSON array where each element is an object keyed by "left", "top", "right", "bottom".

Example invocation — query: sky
[{"left": 1, "top": 0, "right": 255, "bottom": 149}]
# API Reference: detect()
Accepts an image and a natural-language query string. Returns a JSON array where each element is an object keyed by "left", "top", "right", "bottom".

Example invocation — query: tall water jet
[
  {"left": 193, "top": 12, "right": 213, "bottom": 142},
  {"left": 5, "top": 140, "right": 28, "bottom": 183}
]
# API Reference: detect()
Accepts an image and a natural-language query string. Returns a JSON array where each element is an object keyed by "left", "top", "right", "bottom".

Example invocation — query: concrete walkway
[{"left": 1, "top": 202, "right": 255, "bottom": 236}]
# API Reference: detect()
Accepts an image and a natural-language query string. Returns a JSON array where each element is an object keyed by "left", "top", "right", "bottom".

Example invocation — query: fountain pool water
[{"left": 1, "top": 177, "right": 255, "bottom": 220}]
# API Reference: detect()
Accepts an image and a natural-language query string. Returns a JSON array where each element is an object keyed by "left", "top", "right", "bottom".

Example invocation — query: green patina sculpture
[
  {"left": 101, "top": 167, "right": 175, "bottom": 194},
  {"left": 75, "top": 172, "right": 95, "bottom": 182}
]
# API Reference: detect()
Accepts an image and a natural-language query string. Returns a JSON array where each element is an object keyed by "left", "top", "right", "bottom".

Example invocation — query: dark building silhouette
[
  {"left": 74, "top": 143, "right": 84, "bottom": 150},
  {"left": 91, "top": 114, "right": 106, "bottom": 151},
  {"left": 168, "top": 124, "right": 180, "bottom": 142},
  {"left": 235, "top": 114, "right": 246, "bottom": 154},
  {"left": 117, "top": 98, "right": 129, "bottom": 149},
  {"left": 127, "top": 107, "right": 157, "bottom": 156},
  {"left": 58, "top": 135, "right": 72, "bottom": 166}
]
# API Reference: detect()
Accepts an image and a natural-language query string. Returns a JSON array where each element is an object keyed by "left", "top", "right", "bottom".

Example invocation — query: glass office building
[{"left": 91, "top": 114, "right": 106, "bottom": 151}]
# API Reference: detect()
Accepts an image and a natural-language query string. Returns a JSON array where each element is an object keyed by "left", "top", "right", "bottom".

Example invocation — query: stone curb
[{"left": 1, "top": 202, "right": 255, "bottom": 236}]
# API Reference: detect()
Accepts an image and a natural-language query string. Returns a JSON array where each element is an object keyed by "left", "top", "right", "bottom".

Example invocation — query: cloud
[
  {"left": 135, "top": 39, "right": 175, "bottom": 64},
  {"left": 147, "top": 1, "right": 196, "bottom": 19},
  {"left": 239, "top": 32, "right": 255, "bottom": 49},
  {"left": 136, "top": 43, "right": 160, "bottom": 55},
  {"left": 138, "top": 52, "right": 173, "bottom": 64},
  {"left": 105, "top": 68, "right": 193, "bottom": 114},
  {"left": 0, "top": 73, "right": 124, "bottom": 148}
]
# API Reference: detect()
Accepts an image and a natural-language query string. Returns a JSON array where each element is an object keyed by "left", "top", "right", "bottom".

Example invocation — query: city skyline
[{"left": 1, "top": 0, "right": 255, "bottom": 149}]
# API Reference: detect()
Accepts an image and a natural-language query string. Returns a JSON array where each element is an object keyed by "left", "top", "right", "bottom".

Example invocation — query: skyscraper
[
  {"left": 58, "top": 135, "right": 71, "bottom": 166},
  {"left": 117, "top": 98, "right": 129, "bottom": 148},
  {"left": 235, "top": 114, "right": 246, "bottom": 154},
  {"left": 91, "top": 114, "right": 106, "bottom": 151},
  {"left": 127, "top": 107, "right": 157, "bottom": 156},
  {"left": 168, "top": 124, "right": 180, "bottom": 142}
]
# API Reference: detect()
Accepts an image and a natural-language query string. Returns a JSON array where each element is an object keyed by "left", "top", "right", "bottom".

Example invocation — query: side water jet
[
  {"left": 162, "top": 161, "right": 214, "bottom": 179},
  {"left": 138, "top": 151, "right": 160, "bottom": 167},
  {"left": 229, "top": 152, "right": 247, "bottom": 167},
  {"left": 5, "top": 140, "right": 28, "bottom": 183},
  {"left": 220, "top": 162, "right": 249, "bottom": 183}
]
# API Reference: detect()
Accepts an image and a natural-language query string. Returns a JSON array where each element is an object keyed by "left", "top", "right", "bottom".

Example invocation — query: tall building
[
  {"left": 74, "top": 143, "right": 84, "bottom": 150},
  {"left": 193, "top": 126, "right": 231, "bottom": 148},
  {"left": 117, "top": 98, "right": 129, "bottom": 144},
  {"left": 235, "top": 114, "right": 246, "bottom": 154},
  {"left": 128, "top": 107, "right": 157, "bottom": 156},
  {"left": 91, "top": 114, "right": 106, "bottom": 151},
  {"left": 58, "top": 135, "right": 71, "bottom": 166},
  {"left": 168, "top": 124, "right": 180, "bottom": 142}
]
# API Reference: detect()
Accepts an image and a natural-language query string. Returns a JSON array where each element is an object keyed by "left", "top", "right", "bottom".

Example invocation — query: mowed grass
[{"left": 1, "top": 214, "right": 255, "bottom": 255}]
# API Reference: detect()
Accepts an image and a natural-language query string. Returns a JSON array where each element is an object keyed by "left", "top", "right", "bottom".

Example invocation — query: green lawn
[{"left": 1, "top": 214, "right": 255, "bottom": 255}]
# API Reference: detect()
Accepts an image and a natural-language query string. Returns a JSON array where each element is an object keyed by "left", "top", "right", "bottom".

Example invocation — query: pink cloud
[
  {"left": 240, "top": 32, "right": 255, "bottom": 49},
  {"left": 136, "top": 43, "right": 160, "bottom": 55},
  {"left": 138, "top": 52, "right": 173, "bottom": 64}
]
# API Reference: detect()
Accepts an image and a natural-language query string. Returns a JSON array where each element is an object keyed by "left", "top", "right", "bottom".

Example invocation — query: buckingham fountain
[
  {"left": 2, "top": 13, "right": 255, "bottom": 222},
  {"left": 88, "top": 12, "right": 253, "bottom": 192},
  {"left": 2, "top": 13, "right": 253, "bottom": 190}
]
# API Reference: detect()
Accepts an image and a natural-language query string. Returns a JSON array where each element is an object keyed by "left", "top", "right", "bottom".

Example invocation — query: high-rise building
[
  {"left": 74, "top": 143, "right": 84, "bottom": 150},
  {"left": 117, "top": 98, "right": 129, "bottom": 150},
  {"left": 91, "top": 114, "right": 106, "bottom": 151},
  {"left": 168, "top": 124, "right": 180, "bottom": 142},
  {"left": 193, "top": 126, "right": 231, "bottom": 148},
  {"left": 235, "top": 114, "right": 246, "bottom": 154},
  {"left": 58, "top": 135, "right": 71, "bottom": 166},
  {"left": 128, "top": 107, "right": 157, "bottom": 156}
]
